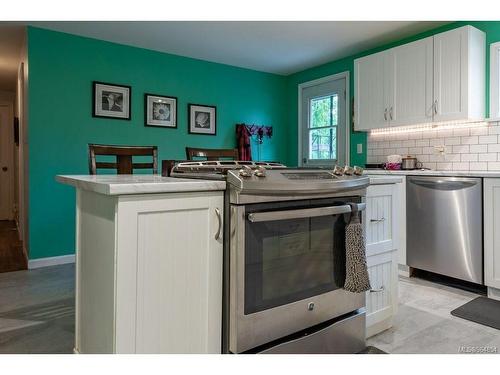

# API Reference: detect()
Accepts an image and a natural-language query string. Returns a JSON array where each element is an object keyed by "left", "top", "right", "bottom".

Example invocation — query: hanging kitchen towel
[{"left": 344, "top": 208, "right": 371, "bottom": 293}]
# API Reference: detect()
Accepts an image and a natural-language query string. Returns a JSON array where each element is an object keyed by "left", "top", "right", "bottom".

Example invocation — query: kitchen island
[{"left": 57, "top": 174, "right": 226, "bottom": 354}]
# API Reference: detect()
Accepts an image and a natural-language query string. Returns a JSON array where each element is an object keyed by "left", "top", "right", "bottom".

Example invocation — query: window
[
  {"left": 490, "top": 42, "right": 500, "bottom": 120},
  {"left": 299, "top": 73, "right": 348, "bottom": 167},
  {"left": 309, "top": 95, "right": 338, "bottom": 160}
]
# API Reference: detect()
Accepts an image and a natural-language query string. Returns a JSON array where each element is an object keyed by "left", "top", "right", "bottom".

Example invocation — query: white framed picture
[
  {"left": 93, "top": 81, "right": 131, "bottom": 120},
  {"left": 188, "top": 104, "right": 217, "bottom": 135},
  {"left": 145, "top": 93, "right": 177, "bottom": 128}
]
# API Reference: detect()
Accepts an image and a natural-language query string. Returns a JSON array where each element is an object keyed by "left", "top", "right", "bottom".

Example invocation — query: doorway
[
  {"left": 0, "top": 102, "right": 26, "bottom": 272},
  {"left": 298, "top": 72, "right": 350, "bottom": 167}
]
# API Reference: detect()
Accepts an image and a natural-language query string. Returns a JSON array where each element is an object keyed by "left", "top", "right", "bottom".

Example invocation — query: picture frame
[
  {"left": 188, "top": 103, "right": 217, "bottom": 136},
  {"left": 144, "top": 93, "right": 177, "bottom": 128},
  {"left": 92, "top": 81, "right": 131, "bottom": 120}
]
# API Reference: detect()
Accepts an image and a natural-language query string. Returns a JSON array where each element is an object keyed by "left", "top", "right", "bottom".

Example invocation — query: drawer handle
[
  {"left": 370, "top": 286, "right": 385, "bottom": 293},
  {"left": 215, "top": 208, "right": 222, "bottom": 241},
  {"left": 370, "top": 217, "right": 386, "bottom": 223}
]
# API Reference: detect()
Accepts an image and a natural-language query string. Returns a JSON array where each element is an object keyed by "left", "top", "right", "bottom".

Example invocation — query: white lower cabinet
[
  {"left": 75, "top": 190, "right": 224, "bottom": 354},
  {"left": 483, "top": 179, "right": 500, "bottom": 299},
  {"left": 364, "top": 183, "right": 400, "bottom": 338}
]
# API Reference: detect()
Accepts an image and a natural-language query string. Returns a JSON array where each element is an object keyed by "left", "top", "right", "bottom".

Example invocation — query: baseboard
[{"left": 28, "top": 254, "right": 75, "bottom": 269}]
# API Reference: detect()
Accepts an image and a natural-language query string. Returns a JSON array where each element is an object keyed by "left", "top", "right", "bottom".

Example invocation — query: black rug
[{"left": 451, "top": 296, "right": 500, "bottom": 330}]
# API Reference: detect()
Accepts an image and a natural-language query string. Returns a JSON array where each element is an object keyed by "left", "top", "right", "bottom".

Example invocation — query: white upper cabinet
[
  {"left": 354, "top": 50, "right": 390, "bottom": 131},
  {"left": 389, "top": 37, "right": 434, "bottom": 127},
  {"left": 433, "top": 26, "right": 485, "bottom": 122},
  {"left": 354, "top": 25, "right": 485, "bottom": 131}
]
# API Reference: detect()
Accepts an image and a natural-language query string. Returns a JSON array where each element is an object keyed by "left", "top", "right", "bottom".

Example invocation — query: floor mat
[{"left": 451, "top": 296, "right": 500, "bottom": 330}]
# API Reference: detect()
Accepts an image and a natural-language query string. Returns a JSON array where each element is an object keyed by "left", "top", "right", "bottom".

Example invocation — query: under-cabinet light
[{"left": 369, "top": 120, "right": 490, "bottom": 136}]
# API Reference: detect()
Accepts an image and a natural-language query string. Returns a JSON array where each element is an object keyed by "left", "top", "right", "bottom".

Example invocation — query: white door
[
  {"left": 299, "top": 74, "right": 347, "bottom": 166},
  {"left": 390, "top": 37, "right": 434, "bottom": 127},
  {"left": 484, "top": 179, "right": 500, "bottom": 289},
  {"left": 433, "top": 27, "right": 468, "bottom": 122},
  {"left": 115, "top": 192, "right": 223, "bottom": 353},
  {"left": 0, "top": 104, "right": 14, "bottom": 220},
  {"left": 354, "top": 51, "right": 388, "bottom": 131}
]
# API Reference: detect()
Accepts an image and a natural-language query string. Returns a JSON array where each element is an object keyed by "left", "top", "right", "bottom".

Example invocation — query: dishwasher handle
[{"left": 408, "top": 177, "right": 480, "bottom": 191}]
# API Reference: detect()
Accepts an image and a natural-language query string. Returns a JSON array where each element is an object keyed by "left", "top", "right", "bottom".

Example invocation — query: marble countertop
[
  {"left": 364, "top": 169, "right": 500, "bottom": 178},
  {"left": 56, "top": 174, "right": 226, "bottom": 195}
]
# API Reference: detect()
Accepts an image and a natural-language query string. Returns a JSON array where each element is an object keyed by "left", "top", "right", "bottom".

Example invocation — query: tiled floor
[
  {"left": 0, "top": 264, "right": 74, "bottom": 353},
  {"left": 0, "top": 264, "right": 499, "bottom": 354},
  {"left": 367, "top": 276, "right": 500, "bottom": 354}
]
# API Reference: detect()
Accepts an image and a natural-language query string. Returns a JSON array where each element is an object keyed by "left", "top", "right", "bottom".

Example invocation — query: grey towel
[{"left": 344, "top": 211, "right": 371, "bottom": 293}]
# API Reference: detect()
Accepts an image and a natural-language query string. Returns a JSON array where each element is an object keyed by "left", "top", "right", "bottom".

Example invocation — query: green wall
[
  {"left": 285, "top": 21, "right": 500, "bottom": 167},
  {"left": 28, "top": 27, "right": 288, "bottom": 260},
  {"left": 28, "top": 22, "right": 500, "bottom": 260}
]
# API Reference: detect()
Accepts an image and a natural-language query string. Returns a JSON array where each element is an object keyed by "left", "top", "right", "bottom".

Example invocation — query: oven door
[{"left": 229, "top": 198, "right": 366, "bottom": 353}]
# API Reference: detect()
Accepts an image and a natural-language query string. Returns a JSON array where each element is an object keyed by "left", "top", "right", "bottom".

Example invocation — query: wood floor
[{"left": 0, "top": 220, "right": 27, "bottom": 273}]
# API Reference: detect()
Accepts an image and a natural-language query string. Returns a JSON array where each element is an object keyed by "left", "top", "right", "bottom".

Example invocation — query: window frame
[
  {"left": 297, "top": 72, "right": 350, "bottom": 167},
  {"left": 490, "top": 42, "right": 500, "bottom": 120}
]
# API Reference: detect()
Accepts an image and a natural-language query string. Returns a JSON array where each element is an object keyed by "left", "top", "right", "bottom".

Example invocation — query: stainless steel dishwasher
[{"left": 406, "top": 176, "right": 483, "bottom": 284}]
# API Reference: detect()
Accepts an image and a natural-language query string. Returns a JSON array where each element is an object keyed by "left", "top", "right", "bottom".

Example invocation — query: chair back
[
  {"left": 88, "top": 144, "right": 158, "bottom": 174},
  {"left": 185, "top": 147, "right": 239, "bottom": 161}
]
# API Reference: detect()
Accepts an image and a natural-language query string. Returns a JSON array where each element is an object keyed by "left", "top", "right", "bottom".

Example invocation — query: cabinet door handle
[
  {"left": 370, "top": 286, "right": 385, "bottom": 293},
  {"left": 215, "top": 208, "right": 222, "bottom": 241},
  {"left": 370, "top": 217, "right": 386, "bottom": 223},
  {"left": 384, "top": 108, "right": 388, "bottom": 121},
  {"left": 389, "top": 107, "right": 393, "bottom": 121},
  {"left": 434, "top": 100, "right": 438, "bottom": 115}
]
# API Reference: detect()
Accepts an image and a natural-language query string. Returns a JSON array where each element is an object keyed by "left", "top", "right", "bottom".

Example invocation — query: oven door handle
[{"left": 247, "top": 203, "right": 366, "bottom": 223}]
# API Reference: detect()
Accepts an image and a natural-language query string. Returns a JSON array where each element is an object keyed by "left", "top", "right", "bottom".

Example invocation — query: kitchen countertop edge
[{"left": 56, "top": 175, "right": 227, "bottom": 195}]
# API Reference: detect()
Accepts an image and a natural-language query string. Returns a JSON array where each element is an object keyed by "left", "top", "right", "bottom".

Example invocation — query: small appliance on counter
[{"left": 401, "top": 155, "right": 423, "bottom": 170}]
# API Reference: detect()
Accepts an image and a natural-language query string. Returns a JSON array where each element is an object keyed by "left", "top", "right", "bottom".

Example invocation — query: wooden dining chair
[
  {"left": 88, "top": 144, "right": 158, "bottom": 174},
  {"left": 185, "top": 147, "right": 239, "bottom": 161}
]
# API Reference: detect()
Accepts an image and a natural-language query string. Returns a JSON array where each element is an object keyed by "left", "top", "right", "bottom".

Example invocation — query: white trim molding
[
  {"left": 490, "top": 42, "right": 500, "bottom": 120},
  {"left": 297, "top": 71, "right": 351, "bottom": 167},
  {"left": 28, "top": 254, "right": 75, "bottom": 269}
]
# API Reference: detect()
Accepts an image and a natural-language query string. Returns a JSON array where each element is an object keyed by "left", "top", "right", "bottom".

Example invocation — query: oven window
[{"left": 244, "top": 201, "right": 347, "bottom": 314}]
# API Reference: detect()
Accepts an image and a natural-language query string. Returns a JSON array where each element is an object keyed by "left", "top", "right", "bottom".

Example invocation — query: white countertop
[
  {"left": 365, "top": 169, "right": 500, "bottom": 178},
  {"left": 56, "top": 174, "right": 226, "bottom": 195}
]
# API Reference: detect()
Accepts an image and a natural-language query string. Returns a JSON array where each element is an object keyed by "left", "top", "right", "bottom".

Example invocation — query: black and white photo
[
  {"left": 93, "top": 81, "right": 131, "bottom": 120},
  {"left": 145, "top": 93, "right": 177, "bottom": 128},
  {"left": 188, "top": 104, "right": 216, "bottom": 135}
]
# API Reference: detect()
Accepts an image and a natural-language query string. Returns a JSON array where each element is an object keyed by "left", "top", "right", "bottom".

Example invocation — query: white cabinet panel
[
  {"left": 354, "top": 51, "right": 389, "bottom": 130},
  {"left": 484, "top": 179, "right": 500, "bottom": 290},
  {"left": 390, "top": 37, "right": 434, "bottom": 127},
  {"left": 116, "top": 193, "right": 223, "bottom": 354},
  {"left": 365, "top": 184, "right": 398, "bottom": 256},
  {"left": 366, "top": 251, "right": 398, "bottom": 338},
  {"left": 365, "top": 183, "right": 400, "bottom": 338},
  {"left": 433, "top": 26, "right": 485, "bottom": 122}
]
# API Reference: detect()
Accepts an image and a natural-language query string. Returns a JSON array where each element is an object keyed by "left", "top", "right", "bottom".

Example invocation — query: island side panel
[{"left": 76, "top": 189, "right": 118, "bottom": 353}]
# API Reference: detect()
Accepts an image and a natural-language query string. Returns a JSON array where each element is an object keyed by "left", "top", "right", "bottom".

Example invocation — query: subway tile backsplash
[{"left": 367, "top": 122, "right": 500, "bottom": 171}]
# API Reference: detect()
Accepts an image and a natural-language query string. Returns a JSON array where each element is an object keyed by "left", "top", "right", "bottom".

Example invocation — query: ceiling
[
  {"left": 0, "top": 25, "right": 25, "bottom": 91},
  {"left": 28, "top": 21, "right": 450, "bottom": 75},
  {"left": 0, "top": 21, "right": 450, "bottom": 91}
]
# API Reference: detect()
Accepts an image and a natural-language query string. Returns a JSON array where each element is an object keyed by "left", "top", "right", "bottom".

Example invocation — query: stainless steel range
[{"left": 170, "top": 161, "right": 370, "bottom": 354}]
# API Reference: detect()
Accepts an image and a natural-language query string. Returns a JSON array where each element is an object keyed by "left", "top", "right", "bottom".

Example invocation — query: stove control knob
[
  {"left": 353, "top": 166, "right": 364, "bottom": 176},
  {"left": 333, "top": 165, "right": 344, "bottom": 176},
  {"left": 254, "top": 166, "right": 267, "bottom": 177},
  {"left": 343, "top": 165, "right": 354, "bottom": 175},
  {"left": 239, "top": 165, "right": 253, "bottom": 177}
]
